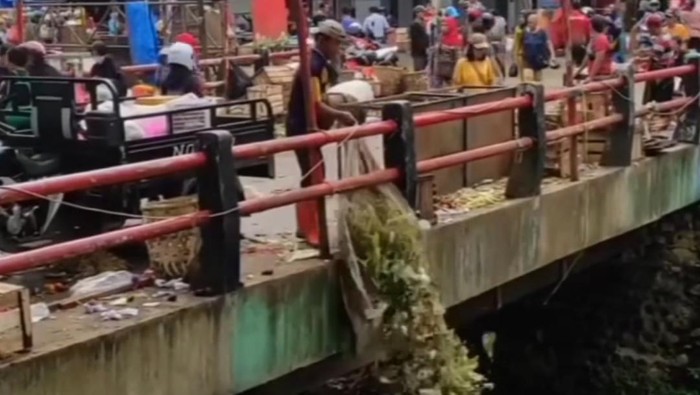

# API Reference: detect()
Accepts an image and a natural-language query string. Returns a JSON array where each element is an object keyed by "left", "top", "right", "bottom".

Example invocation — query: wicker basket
[
  {"left": 142, "top": 196, "right": 201, "bottom": 280},
  {"left": 401, "top": 71, "right": 428, "bottom": 92},
  {"left": 373, "top": 66, "right": 405, "bottom": 97}
]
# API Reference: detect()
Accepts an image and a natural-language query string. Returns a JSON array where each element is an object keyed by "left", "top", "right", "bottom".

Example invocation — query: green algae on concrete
[{"left": 232, "top": 263, "right": 352, "bottom": 393}]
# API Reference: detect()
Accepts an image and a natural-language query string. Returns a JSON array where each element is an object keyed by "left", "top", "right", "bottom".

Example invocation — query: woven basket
[
  {"left": 401, "top": 71, "right": 428, "bottom": 92},
  {"left": 142, "top": 196, "right": 201, "bottom": 280},
  {"left": 373, "top": 66, "right": 405, "bottom": 96}
]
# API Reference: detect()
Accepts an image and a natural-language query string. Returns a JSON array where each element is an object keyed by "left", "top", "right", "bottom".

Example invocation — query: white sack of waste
[{"left": 327, "top": 80, "right": 375, "bottom": 103}]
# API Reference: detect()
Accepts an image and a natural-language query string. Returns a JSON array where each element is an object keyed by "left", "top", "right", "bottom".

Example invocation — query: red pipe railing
[
  {"left": 0, "top": 66, "right": 695, "bottom": 276},
  {"left": 120, "top": 50, "right": 299, "bottom": 74}
]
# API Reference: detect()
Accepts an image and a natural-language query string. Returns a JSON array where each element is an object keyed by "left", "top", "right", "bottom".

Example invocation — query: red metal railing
[
  {"left": 120, "top": 50, "right": 300, "bottom": 74},
  {"left": 0, "top": 65, "right": 695, "bottom": 277}
]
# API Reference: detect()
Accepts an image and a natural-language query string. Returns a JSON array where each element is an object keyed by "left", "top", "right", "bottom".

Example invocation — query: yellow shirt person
[{"left": 452, "top": 33, "right": 499, "bottom": 87}]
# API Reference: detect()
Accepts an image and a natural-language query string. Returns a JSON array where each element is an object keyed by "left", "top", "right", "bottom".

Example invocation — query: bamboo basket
[
  {"left": 401, "top": 71, "right": 428, "bottom": 92},
  {"left": 136, "top": 95, "right": 179, "bottom": 105},
  {"left": 247, "top": 84, "right": 285, "bottom": 117},
  {"left": 142, "top": 196, "right": 201, "bottom": 280},
  {"left": 373, "top": 66, "right": 404, "bottom": 97}
]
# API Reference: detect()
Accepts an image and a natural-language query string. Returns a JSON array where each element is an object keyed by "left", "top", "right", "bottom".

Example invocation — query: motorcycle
[
  {"left": 345, "top": 46, "right": 400, "bottom": 70},
  {"left": 0, "top": 76, "right": 276, "bottom": 252}
]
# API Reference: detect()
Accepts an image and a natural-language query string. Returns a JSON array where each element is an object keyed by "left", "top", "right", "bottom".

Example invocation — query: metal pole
[{"left": 15, "top": 0, "right": 23, "bottom": 42}]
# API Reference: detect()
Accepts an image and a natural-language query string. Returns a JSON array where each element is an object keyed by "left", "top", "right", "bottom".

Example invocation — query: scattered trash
[
  {"left": 142, "top": 302, "right": 161, "bottom": 308},
  {"left": 155, "top": 278, "right": 190, "bottom": 291},
  {"left": 152, "top": 290, "right": 176, "bottom": 299},
  {"left": 246, "top": 274, "right": 255, "bottom": 280},
  {"left": 70, "top": 271, "right": 135, "bottom": 299},
  {"left": 166, "top": 294, "right": 178, "bottom": 302},
  {"left": 30, "top": 303, "right": 51, "bottom": 323},
  {"left": 44, "top": 282, "right": 69, "bottom": 294},
  {"left": 99, "top": 307, "right": 139, "bottom": 321},
  {"left": 84, "top": 302, "right": 109, "bottom": 314},
  {"left": 261, "top": 270, "right": 274, "bottom": 276},
  {"left": 108, "top": 297, "right": 130, "bottom": 306},
  {"left": 286, "top": 248, "right": 321, "bottom": 263}
]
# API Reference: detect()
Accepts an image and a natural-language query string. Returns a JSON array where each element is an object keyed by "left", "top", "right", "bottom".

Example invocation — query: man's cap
[
  {"left": 470, "top": 33, "right": 490, "bottom": 49},
  {"left": 414, "top": 5, "right": 426, "bottom": 13},
  {"left": 316, "top": 19, "right": 348, "bottom": 42}
]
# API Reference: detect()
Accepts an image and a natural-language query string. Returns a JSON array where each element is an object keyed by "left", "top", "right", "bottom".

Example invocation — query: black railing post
[
  {"left": 505, "top": 83, "right": 545, "bottom": 198},
  {"left": 254, "top": 48, "right": 271, "bottom": 73},
  {"left": 677, "top": 52, "right": 700, "bottom": 144},
  {"left": 195, "top": 130, "right": 241, "bottom": 295},
  {"left": 382, "top": 101, "right": 418, "bottom": 209},
  {"left": 602, "top": 63, "right": 635, "bottom": 166}
]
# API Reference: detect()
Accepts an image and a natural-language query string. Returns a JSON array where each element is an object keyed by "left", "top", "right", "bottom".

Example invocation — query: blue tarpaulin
[{"left": 125, "top": 2, "right": 160, "bottom": 65}]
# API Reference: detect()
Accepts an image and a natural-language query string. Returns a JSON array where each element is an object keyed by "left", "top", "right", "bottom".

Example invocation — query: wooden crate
[
  {"left": 254, "top": 65, "right": 295, "bottom": 108},
  {"left": 247, "top": 84, "right": 285, "bottom": 117},
  {"left": 395, "top": 27, "right": 409, "bottom": 53},
  {"left": 0, "top": 283, "right": 32, "bottom": 357}
]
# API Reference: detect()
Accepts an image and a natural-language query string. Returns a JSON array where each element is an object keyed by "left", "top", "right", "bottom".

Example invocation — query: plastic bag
[
  {"left": 69, "top": 270, "right": 134, "bottom": 299},
  {"left": 337, "top": 138, "right": 401, "bottom": 354}
]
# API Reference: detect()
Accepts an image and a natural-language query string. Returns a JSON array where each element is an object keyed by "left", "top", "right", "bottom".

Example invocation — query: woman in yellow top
[{"left": 452, "top": 33, "right": 500, "bottom": 87}]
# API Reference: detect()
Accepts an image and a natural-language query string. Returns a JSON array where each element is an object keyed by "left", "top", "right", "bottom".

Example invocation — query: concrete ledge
[
  {"left": 427, "top": 144, "right": 700, "bottom": 305},
  {"left": 0, "top": 257, "right": 349, "bottom": 395}
]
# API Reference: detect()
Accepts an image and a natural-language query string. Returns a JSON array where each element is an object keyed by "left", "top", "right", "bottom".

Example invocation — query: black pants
[
  {"left": 644, "top": 78, "right": 675, "bottom": 104},
  {"left": 413, "top": 55, "right": 428, "bottom": 71},
  {"left": 690, "top": 37, "right": 700, "bottom": 52},
  {"left": 572, "top": 44, "right": 587, "bottom": 67}
]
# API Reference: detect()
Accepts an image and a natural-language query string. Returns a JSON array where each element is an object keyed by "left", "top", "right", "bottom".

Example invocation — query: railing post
[
  {"left": 677, "top": 52, "right": 700, "bottom": 144},
  {"left": 254, "top": 48, "right": 270, "bottom": 73},
  {"left": 195, "top": 130, "right": 242, "bottom": 295},
  {"left": 601, "top": 63, "right": 635, "bottom": 166},
  {"left": 505, "top": 83, "right": 545, "bottom": 198},
  {"left": 382, "top": 101, "right": 418, "bottom": 209}
]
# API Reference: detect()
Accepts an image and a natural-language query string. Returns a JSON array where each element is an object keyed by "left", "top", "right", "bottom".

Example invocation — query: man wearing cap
[
  {"left": 286, "top": 19, "right": 356, "bottom": 246},
  {"left": 410, "top": 5, "right": 430, "bottom": 71}
]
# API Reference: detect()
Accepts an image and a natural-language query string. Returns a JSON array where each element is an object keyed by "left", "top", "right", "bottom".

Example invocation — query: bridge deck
[{"left": 2, "top": 143, "right": 700, "bottom": 395}]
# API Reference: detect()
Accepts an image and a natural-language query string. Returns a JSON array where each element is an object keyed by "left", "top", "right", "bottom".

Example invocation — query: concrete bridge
[{"left": 1, "top": 64, "right": 700, "bottom": 395}]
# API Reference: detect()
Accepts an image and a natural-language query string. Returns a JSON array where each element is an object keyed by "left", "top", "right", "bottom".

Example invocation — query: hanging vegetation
[{"left": 342, "top": 170, "right": 485, "bottom": 394}]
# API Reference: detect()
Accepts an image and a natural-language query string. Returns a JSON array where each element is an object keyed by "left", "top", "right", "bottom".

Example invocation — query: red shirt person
[
  {"left": 587, "top": 15, "right": 614, "bottom": 80},
  {"left": 442, "top": 16, "right": 463, "bottom": 47},
  {"left": 551, "top": 2, "right": 591, "bottom": 65}
]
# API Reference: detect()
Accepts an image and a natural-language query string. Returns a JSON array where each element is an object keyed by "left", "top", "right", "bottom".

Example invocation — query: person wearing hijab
[{"left": 160, "top": 42, "right": 202, "bottom": 97}]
